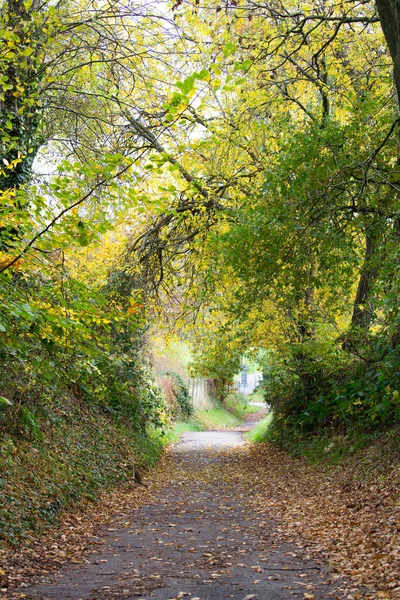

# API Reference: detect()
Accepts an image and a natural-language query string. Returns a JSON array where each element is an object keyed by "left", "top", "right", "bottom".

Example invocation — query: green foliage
[
  {"left": 1, "top": 0, "right": 400, "bottom": 546},
  {"left": 164, "top": 419, "right": 202, "bottom": 444},
  {"left": 18, "top": 406, "right": 43, "bottom": 440},
  {"left": 0, "top": 264, "right": 169, "bottom": 437},
  {"left": 163, "top": 372, "right": 194, "bottom": 419},
  {"left": 224, "top": 392, "right": 261, "bottom": 419},
  {"left": 257, "top": 419, "right": 397, "bottom": 466},
  {"left": 0, "top": 396, "right": 12, "bottom": 408},
  {"left": 261, "top": 333, "right": 400, "bottom": 444},
  {"left": 0, "top": 239, "right": 170, "bottom": 549},
  {"left": 195, "top": 405, "right": 241, "bottom": 429},
  {"left": 0, "top": 0, "right": 199, "bottom": 549},
  {"left": 188, "top": 320, "right": 246, "bottom": 401},
  {"left": 245, "top": 412, "right": 273, "bottom": 443},
  {"left": 0, "top": 0, "right": 49, "bottom": 195},
  {"left": 139, "top": 1, "right": 400, "bottom": 454}
]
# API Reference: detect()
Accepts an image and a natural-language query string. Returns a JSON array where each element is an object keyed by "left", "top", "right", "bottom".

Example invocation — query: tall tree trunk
[
  {"left": 350, "top": 225, "right": 381, "bottom": 334},
  {"left": 0, "top": 0, "right": 43, "bottom": 190},
  {"left": 376, "top": 0, "right": 400, "bottom": 102},
  {"left": 375, "top": 2, "right": 400, "bottom": 347}
]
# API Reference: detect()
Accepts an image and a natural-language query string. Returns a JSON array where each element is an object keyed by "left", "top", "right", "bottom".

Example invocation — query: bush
[
  {"left": 0, "top": 264, "right": 171, "bottom": 547},
  {"left": 159, "top": 372, "right": 193, "bottom": 420},
  {"left": 261, "top": 333, "right": 400, "bottom": 444}
]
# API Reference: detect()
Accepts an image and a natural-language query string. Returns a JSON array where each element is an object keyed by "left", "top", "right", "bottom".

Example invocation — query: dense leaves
[
  {"left": 0, "top": 0, "right": 195, "bottom": 543},
  {"left": 142, "top": 0, "right": 400, "bottom": 441}
]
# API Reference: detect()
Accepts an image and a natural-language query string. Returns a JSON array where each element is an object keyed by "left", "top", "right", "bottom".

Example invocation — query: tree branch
[{"left": 0, "top": 163, "right": 132, "bottom": 274}]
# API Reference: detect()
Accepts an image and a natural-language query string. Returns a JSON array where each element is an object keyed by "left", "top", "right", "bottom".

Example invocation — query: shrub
[
  {"left": 160, "top": 372, "right": 193, "bottom": 419},
  {"left": 262, "top": 333, "right": 400, "bottom": 444}
]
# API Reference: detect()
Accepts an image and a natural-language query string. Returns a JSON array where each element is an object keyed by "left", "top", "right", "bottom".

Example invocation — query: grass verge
[
  {"left": 246, "top": 388, "right": 266, "bottom": 404},
  {"left": 195, "top": 406, "right": 241, "bottom": 429},
  {"left": 164, "top": 419, "right": 202, "bottom": 443},
  {"left": 245, "top": 411, "right": 273, "bottom": 442},
  {"left": 166, "top": 399, "right": 246, "bottom": 441}
]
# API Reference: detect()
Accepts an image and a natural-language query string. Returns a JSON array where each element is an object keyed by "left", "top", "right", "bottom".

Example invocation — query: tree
[
  {"left": 0, "top": 0, "right": 198, "bottom": 437},
  {"left": 122, "top": 0, "right": 400, "bottom": 429}
]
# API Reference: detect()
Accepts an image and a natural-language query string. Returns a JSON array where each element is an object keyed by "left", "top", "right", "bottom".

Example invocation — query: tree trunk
[
  {"left": 0, "top": 0, "right": 44, "bottom": 250},
  {"left": 350, "top": 225, "right": 381, "bottom": 334},
  {"left": 0, "top": 0, "right": 43, "bottom": 190},
  {"left": 376, "top": 0, "right": 400, "bottom": 102}
]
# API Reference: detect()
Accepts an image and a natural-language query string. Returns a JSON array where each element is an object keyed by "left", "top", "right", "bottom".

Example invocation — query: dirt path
[{"left": 14, "top": 420, "right": 343, "bottom": 600}]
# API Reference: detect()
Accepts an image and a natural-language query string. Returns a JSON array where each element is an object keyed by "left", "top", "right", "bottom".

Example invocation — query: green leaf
[
  {"left": 0, "top": 396, "right": 13, "bottom": 408},
  {"left": 21, "top": 46, "right": 34, "bottom": 57},
  {"left": 222, "top": 42, "right": 236, "bottom": 57}
]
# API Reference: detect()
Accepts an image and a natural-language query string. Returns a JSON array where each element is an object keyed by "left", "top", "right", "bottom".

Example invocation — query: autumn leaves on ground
[{"left": 1, "top": 412, "right": 399, "bottom": 600}]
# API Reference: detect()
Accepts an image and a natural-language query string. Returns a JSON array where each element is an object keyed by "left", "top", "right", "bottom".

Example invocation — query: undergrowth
[
  {"left": 245, "top": 412, "right": 273, "bottom": 443},
  {"left": 264, "top": 422, "right": 400, "bottom": 465},
  {"left": 0, "top": 399, "right": 165, "bottom": 548},
  {"left": 250, "top": 407, "right": 399, "bottom": 465},
  {"left": 257, "top": 335, "right": 400, "bottom": 460}
]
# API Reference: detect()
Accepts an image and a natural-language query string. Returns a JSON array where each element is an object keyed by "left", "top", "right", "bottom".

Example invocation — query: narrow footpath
[{"left": 11, "top": 413, "right": 344, "bottom": 600}]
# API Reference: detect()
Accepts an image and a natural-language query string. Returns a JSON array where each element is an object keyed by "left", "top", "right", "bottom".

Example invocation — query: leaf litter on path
[{"left": 1, "top": 430, "right": 399, "bottom": 599}]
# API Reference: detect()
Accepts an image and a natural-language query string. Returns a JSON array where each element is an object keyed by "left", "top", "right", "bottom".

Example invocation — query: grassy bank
[
  {"left": 245, "top": 412, "right": 273, "bottom": 442},
  {"left": 247, "top": 406, "right": 400, "bottom": 466},
  {"left": 165, "top": 419, "right": 202, "bottom": 443},
  {"left": 195, "top": 406, "right": 241, "bottom": 429},
  {"left": 0, "top": 400, "right": 165, "bottom": 548},
  {"left": 224, "top": 391, "right": 263, "bottom": 419},
  {"left": 166, "top": 406, "right": 240, "bottom": 442}
]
